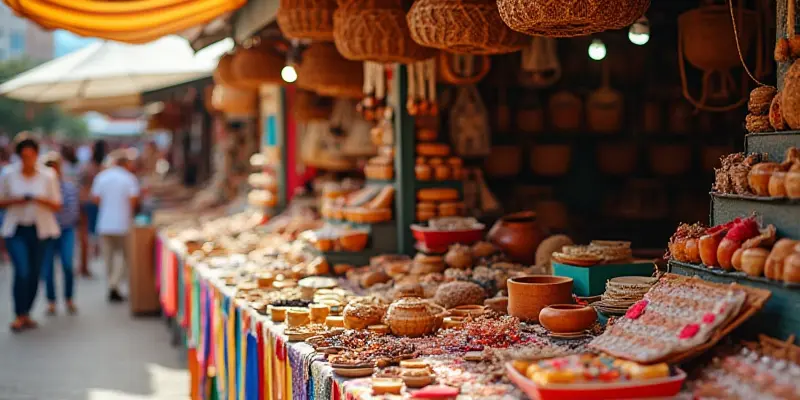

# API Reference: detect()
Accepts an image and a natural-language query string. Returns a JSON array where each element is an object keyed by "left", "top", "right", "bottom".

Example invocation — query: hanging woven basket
[
  {"left": 230, "top": 42, "right": 284, "bottom": 89},
  {"left": 496, "top": 0, "right": 650, "bottom": 37},
  {"left": 214, "top": 53, "right": 242, "bottom": 87},
  {"left": 437, "top": 52, "right": 491, "bottom": 85},
  {"left": 295, "top": 90, "right": 333, "bottom": 122},
  {"left": 211, "top": 84, "right": 258, "bottom": 116},
  {"left": 406, "top": 0, "right": 527, "bottom": 55},
  {"left": 333, "top": 0, "right": 435, "bottom": 63},
  {"left": 277, "top": 0, "right": 337, "bottom": 41},
  {"left": 296, "top": 43, "right": 364, "bottom": 99}
]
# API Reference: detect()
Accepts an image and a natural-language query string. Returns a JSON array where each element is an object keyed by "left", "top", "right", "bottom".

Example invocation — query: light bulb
[
  {"left": 588, "top": 39, "right": 606, "bottom": 61},
  {"left": 628, "top": 16, "right": 650, "bottom": 45},
  {"left": 281, "top": 65, "right": 297, "bottom": 83}
]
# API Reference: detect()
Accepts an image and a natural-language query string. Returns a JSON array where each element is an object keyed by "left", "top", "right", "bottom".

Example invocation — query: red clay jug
[{"left": 487, "top": 211, "right": 545, "bottom": 264}]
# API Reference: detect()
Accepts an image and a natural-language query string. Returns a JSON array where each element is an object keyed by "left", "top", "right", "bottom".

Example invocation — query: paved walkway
[{"left": 0, "top": 262, "right": 189, "bottom": 400}]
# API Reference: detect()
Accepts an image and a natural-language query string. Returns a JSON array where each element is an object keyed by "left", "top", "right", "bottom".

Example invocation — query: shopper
[
  {"left": 0, "top": 134, "right": 61, "bottom": 332},
  {"left": 91, "top": 150, "right": 139, "bottom": 302},
  {"left": 41, "top": 153, "right": 80, "bottom": 315},
  {"left": 77, "top": 140, "right": 107, "bottom": 278}
]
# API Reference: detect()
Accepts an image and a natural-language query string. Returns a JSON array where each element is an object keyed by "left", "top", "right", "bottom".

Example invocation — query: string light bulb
[
  {"left": 628, "top": 16, "right": 650, "bottom": 45},
  {"left": 588, "top": 39, "right": 606, "bottom": 61},
  {"left": 281, "top": 65, "right": 297, "bottom": 83}
]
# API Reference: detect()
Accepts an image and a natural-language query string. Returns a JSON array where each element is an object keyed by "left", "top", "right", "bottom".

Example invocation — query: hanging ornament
[
  {"left": 406, "top": 58, "right": 438, "bottom": 116},
  {"left": 358, "top": 62, "right": 387, "bottom": 122}
]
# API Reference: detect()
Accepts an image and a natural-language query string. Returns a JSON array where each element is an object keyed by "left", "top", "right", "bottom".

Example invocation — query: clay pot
[
  {"left": 484, "top": 297, "right": 508, "bottom": 314},
  {"left": 539, "top": 304, "right": 597, "bottom": 333},
  {"left": 506, "top": 275, "right": 573, "bottom": 322},
  {"left": 487, "top": 211, "right": 545, "bottom": 264}
]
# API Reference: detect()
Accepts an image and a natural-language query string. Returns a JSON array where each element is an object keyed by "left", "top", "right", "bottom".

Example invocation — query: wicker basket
[
  {"left": 230, "top": 44, "right": 284, "bottom": 89},
  {"left": 295, "top": 90, "right": 333, "bottom": 122},
  {"left": 296, "top": 43, "right": 363, "bottom": 99},
  {"left": 649, "top": 144, "right": 692, "bottom": 176},
  {"left": 333, "top": 0, "right": 435, "bottom": 63},
  {"left": 276, "top": 0, "right": 337, "bottom": 41},
  {"left": 211, "top": 84, "right": 258, "bottom": 116},
  {"left": 497, "top": 0, "right": 650, "bottom": 37},
  {"left": 530, "top": 144, "right": 571, "bottom": 176},
  {"left": 597, "top": 143, "right": 637, "bottom": 175},
  {"left": 548, "top": 91, "right": 582, "bottom": 132},
  {"left": 213, "top": 53, "right": 241, "bottom": 87},
  {"left": 406, "top": 0, "right": 527, "bottom": 55},
  {"left": 484, "top": 145, "right": 522, "bottom": 177}
]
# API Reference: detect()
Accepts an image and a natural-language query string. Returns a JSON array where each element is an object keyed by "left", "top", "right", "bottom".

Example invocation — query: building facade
[{"left": 0, "top": 3, "right": 53, "bottom": 62}]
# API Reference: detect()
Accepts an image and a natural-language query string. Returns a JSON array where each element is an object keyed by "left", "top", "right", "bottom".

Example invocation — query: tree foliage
[{"left": 0, "top": 58, "right": 89, "bottom": 139}]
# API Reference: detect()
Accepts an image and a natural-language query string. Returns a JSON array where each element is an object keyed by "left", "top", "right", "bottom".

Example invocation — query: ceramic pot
[
  {"left": 539, "top": 304, "right": 597, "bottom": 333},
  {"left": 487, "top": 211, "right": 545, "bottom": 264},
  {"left": 506, "top": 275, "right": 573, "bottom": 322},
  {"left": 484, "top": 297, "right": 509, "bottom": 314}
]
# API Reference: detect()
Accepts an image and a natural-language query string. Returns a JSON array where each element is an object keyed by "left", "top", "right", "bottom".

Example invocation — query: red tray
[
  {"left": 505, "top": 363, "right": 686, "bottom": 400},
  {"left": 410, "top": 224, "right": 485, "bottom": 252}
]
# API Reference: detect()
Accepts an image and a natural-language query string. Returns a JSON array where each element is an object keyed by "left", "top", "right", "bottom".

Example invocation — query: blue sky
[{"left": 54, "top": 30, "right": 97, "bottom": 57}]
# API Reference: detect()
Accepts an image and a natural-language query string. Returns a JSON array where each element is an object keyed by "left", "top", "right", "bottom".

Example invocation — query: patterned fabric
[{"left": 56, "top": 180, "right": 80, "bottom": 228}]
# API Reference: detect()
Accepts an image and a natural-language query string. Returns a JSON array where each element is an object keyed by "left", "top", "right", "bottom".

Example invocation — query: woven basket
[
  {"left": 211, "top": 84, "right": 258, "bottom": 116},
  {"left": 230, "top": 43, "right": 284, "bottom": 89},
  {"left": 213, "top": 53, "right": 241, "bottom": 87},
  {"left": 406, "top": 0, "right": 527, "bottom": 55},
  {"left": 295, "top": 90, "right": 333, "bottom": 122},
  {"left": 296, "top": 43, "right": 363, "bottom": 99},
  {"left": 530, "top": 144, "right": 571, "bottom": 176},
  {"left": 437, "top": 52, "right": 491, "bottom": 85},
  {"left": 497, "top": 0, "right": 650, "bottom": 38},
  {"left": 276, "top": 0, "right": 337, "bottom": 41},
  {"left": 333, "top": 0, "right": 435, "bottom": 63},
  {"left": 484, "top": 145, "right": 522, "bottom": 177}
]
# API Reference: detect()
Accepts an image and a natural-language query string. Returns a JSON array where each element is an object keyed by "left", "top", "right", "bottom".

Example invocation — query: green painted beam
[{"left": 392, "top": 64, "right": 416, "bottom": 255}]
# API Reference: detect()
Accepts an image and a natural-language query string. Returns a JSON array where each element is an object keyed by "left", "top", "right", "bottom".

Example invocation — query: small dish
[
  {"left": 403, "top": 374, "right": 435, "bottom": 388},
  {"left": 333, "top": 366, "right": 374, "bottom": 378},
  {"left": 450, "top": 304, "right": 486, "bottom": 318}
]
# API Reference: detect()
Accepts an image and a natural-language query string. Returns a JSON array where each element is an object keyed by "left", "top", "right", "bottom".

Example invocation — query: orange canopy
[{"left": 3, "top": 0, "right": 246, "bottom": 44}]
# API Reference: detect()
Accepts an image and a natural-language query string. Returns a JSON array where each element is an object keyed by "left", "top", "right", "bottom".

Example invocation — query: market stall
[{"left": 147, "top": 0, "right": 800, "bottom": 399}]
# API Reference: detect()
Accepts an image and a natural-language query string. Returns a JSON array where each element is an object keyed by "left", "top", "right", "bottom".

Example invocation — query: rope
[{"left": 729, "top": 0, "right": 772, "bottom": 87}]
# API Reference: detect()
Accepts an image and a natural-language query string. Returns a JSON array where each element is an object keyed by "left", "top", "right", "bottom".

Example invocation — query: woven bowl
[
  {"left": 496, "top": 0, "right": 650, "bottom": 38},
  {"left": 276, "top": 0, "right": 337, "bottom": 41},
  {"left": 296, "top": 43, "right": 363, "bottom": 99},
  {"left": 407, "top": 0, "right": 527, "bottom": 55}
]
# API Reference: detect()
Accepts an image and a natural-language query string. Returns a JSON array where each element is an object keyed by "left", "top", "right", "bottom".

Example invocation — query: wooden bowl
[
  {"left": 339, "top": 231, "right": 369, "bottom": 252},
  {"left": 538, "top": 304, "right": 598, "bottom": 333}
]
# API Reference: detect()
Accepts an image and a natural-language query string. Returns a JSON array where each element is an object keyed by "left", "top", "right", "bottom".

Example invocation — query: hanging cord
[{"left": 729, "top": 0, "right": 772, "bottom": 87}]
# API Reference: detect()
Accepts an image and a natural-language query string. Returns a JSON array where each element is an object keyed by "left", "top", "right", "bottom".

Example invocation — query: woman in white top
[{"left": 0, "top": 134, "right": 61, "bottom": 332}]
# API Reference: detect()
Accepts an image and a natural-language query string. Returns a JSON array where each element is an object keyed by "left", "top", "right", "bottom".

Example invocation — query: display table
[{"left": 156, "top": 235, "right": 407, "bottom": 400}]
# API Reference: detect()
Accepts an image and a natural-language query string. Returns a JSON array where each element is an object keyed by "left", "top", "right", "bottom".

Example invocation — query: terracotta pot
[
  {"left": 484, "top": 297, "right": 508, "bottom": 314},
  {"left": 539, "top": 304, "right": 597, "bottom": 333},
  {"left": 487, "top": 211, "right": 545, "bottom": 264},
  {"left": 506, "top": 275, "right": 573, "bottom": 322}
]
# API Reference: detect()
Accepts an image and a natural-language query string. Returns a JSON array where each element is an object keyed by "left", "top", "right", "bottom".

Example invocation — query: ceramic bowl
[
  {"left": 450, "top": 304, "right": 485, "bottom": 317},
  {"left": 507, "top": 275, "right": 573, "bottom": 322},
  {"left": 538, "top": 304, "right": 598, "bottom": 334},
  {"left": 484, "top": 297, "right": 509, "bottom": 314}
]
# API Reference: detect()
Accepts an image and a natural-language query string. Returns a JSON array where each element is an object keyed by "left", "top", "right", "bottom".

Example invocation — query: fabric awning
[{"left": 3, "top": 0, "right": 246, "bottom": 44}]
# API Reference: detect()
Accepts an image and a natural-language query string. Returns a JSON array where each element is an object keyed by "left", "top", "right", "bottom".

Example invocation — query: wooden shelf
[{"left": 710, "top": 192, "right": 800, "bottom": 239}]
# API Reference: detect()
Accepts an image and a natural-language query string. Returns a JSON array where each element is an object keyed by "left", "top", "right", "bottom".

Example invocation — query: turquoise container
[{"left": 553, "top": 261, "right": 656, "bottom": 297}]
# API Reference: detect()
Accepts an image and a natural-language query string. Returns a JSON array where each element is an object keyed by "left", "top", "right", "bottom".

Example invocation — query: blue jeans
[
  {"left": 6, "top": 225, "right": 52, "bottom": 317},
  {"left": 42, "top": 227, "right": 75, "bottom": 302}
]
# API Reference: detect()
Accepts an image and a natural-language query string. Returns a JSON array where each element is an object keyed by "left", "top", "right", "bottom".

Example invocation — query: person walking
[
  {"left": 91, "top": 150, "right": 139, "bottom": 302},
  {"left": 0, "top": 134, "right": 61, "bottom": 332},
  {"left": 77, "top": 140, "right": 106, "bottom": 278},
  {"left": 41, "top": 153, "right": 80, "bottom": 315}
]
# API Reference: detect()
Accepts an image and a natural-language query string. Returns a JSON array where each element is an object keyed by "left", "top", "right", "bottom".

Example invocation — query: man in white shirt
[{"left": 91, "top": 150, "right": 140, "bottom": 302}]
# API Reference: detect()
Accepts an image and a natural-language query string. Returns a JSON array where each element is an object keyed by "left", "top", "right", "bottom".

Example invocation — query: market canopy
[
  {"left": 2, "top": 0, "right": 246, "bottom": 44},
  {"left": 0, "top": 36, "right": 232, "bottom": 104}
]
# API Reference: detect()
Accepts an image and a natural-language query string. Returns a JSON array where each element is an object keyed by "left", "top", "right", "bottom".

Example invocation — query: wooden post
[
  {"left": 777, "top": 0, "right": 798, "bottom": 89},
  {"left": 392, "top": 64, "right": 416, "bottom": 254}
]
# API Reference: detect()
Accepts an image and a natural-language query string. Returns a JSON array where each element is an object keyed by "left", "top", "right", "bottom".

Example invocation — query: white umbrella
[{"left": 0, "top": 36, "right": 231, "bottom": 104}]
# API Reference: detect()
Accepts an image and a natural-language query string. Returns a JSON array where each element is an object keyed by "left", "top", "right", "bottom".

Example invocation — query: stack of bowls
[{"left": 593, "top": 276, "right": 656, "bottom": 316}]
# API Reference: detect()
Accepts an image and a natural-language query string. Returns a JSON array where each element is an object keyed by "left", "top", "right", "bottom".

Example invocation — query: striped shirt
[{"left": 57, "top": 180, "right": 80, "bottom": 228}]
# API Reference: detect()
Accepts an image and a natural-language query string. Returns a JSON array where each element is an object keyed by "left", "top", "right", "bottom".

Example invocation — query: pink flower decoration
[
  {"left": 679, "top": 324, "right": 700, "bottom": 339},
  {"left": 625, "top": 299, "right": 648, "bottom": 320},
  {"left": 702, "top": 313, "right": 716, "bottom": 324}
]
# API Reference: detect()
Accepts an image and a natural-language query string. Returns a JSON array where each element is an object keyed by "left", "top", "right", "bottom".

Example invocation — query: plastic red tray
[
  {"left": 410, "top": 224, "right": 485, "bottom": 252},
  {"left": 505, "top": 362, "right": 686, "bottom": 400}
]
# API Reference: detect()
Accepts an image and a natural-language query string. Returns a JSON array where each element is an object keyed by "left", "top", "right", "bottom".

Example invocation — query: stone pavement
[{"left": 0, "top": 262, "right": 189, "bottom": 400}]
